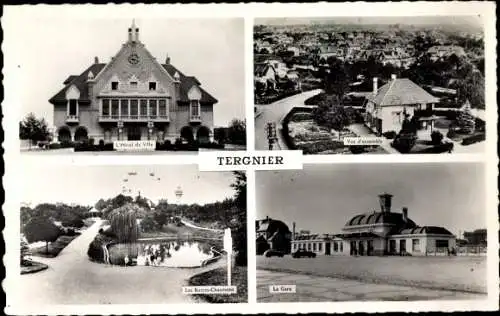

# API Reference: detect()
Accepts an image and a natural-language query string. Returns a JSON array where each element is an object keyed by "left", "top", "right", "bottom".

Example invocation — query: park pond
[{"left": 106, "top": 239, "right": 221, "bottom": 268}]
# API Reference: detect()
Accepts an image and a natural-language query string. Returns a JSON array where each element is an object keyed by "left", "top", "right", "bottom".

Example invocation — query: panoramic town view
[
  {"left": 256, "top": 163, "right": 487, "bottom": 302},
  {"left": 254, "top": 17, "right": 485, "bottom": 154},
  {"left": 19, "top": 165, "right": 248, "bottom": 304},
  {"left": 15, "top": 18, "right": 246, "bottom": 154}
]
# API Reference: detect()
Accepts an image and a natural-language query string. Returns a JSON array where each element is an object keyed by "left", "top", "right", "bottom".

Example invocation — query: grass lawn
[
  {"left": 189, "top": 266, "right": 248, "bottom": 303},
  {"left": 31, "top": 234, "right": 81, "bottom": 258}
]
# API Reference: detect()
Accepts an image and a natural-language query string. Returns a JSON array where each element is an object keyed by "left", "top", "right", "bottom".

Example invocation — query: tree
[
  {"left": 24, "top": 216, "right": 61, "bottom": 254},
  {"left": 457, "top": 100, "right": 476, "bottom": 134},
  {"left": 109, "top": 205, "right": 139, "bottom": 243},
  {"left": 20, "top": 237, "right": 32, "bottom": 265},
  {"left": 230, "top": 171, "right": 247, "bottom": 266},
  {"left": 94, "top": 198, "right": 107, "bottom": 211},
  {"left": 140, "top": 214, "right": 159, "bottom": 233},
  {"left": 213, "top": 127, "right": 227, "bottom": 145},
  {"left": 227, "top": 119, "right": 246, "bottom": 145},
  {"left": 19, "top": 113, "right": 50, "bottom": 147}
]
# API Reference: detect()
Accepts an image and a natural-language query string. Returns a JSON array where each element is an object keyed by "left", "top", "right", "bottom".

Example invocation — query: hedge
[
  {"left": 416, "top": 142, "right": 454, "bottom": 154},
  {"left": 461, "top": 133, "right": 486, "bottom": 146},
  {"left": 299, "top": 140, "right": 345, "bottom": 155}
]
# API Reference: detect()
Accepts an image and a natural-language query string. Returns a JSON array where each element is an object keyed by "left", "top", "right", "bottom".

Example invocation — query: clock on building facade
[{"left": 128, "top": 53, "right": 140, "bottom": 65}]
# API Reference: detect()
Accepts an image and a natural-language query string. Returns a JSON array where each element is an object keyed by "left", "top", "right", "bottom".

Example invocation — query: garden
[
  {"left": 283, "top": 105, "right": 387, "bottom": 155},
  {"left": 20, "top": 203, "right": 96, "bottom": 273},
  {"left": 390, "top": 103, "right": 485, "bottom": 154}
]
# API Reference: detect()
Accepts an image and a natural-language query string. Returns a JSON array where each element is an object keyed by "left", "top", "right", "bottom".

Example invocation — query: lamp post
[{"left": 266, "top": 122, "right": 277, "bottom": 150}]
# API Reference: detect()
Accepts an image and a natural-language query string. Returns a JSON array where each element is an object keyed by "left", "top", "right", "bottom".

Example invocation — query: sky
[
  {"left": 4, "top": 15, "right": 244, "bottom": 127},
  {"left": 256, "top": 163, "right": 486, "bottom": 236},
  {"left": 20, "top": 164, "right": 237, "bottom": 207},
  {"left": 256, "top": 16, "right": 483, "bottom": 31}
]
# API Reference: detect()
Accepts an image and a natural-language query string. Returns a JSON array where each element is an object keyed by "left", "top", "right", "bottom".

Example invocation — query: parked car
[
  {"left": 292, "top": 249, "right": 316, "bottom": 258},
  {"left": 264, "top": 249, "right": 285, "bottom": 257}
]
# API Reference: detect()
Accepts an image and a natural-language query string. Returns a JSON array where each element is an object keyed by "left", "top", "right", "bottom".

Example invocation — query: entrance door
[
  {"left": 325, "top": 242, "right": 331, "bottom": 255},
  {"left": 358, "top": 241, "right": 365, "bottom": 256},
  {"left": 128, "top": 126, "right": 142, "bottom": 141},
  {"left": 389, "top": 240, "right": 396, "bottom": 254},
  {"left": 399, "top": 240, "right": 406, "bottom": 254},
  {"left": 367, "top": 240, "right": 374, "bottom": 256}
]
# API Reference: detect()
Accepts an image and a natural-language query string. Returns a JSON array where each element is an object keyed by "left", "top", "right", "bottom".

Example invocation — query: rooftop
[{"left": 368, "top": 78, "right": 440, "bottom": 106}]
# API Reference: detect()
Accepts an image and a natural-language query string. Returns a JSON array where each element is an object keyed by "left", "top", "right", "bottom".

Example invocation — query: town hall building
[{"left": 49, "top": 21, "right": 218, "bottom": 144}]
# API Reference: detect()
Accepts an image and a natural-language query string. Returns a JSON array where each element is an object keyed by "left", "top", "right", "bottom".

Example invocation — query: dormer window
[
  {"left": 149, "top": 82, "right": 156, "bottom": 91},
  {"left": 111, "top": 82, "right": 119, "bottom": 90}
]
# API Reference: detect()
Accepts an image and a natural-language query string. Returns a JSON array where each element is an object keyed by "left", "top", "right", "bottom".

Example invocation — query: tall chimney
[
  {"left": 128, "top": 27, "right": 133, "bottom": 42},
  {"left": 166, "top": 55, "right": 171, "bottom": 65},
  {"left": 373, "top": 77, "right": 378, "bottom": 94},
  {"left": 292, "top": 222, "right": 296, "bottom": 240},
  {"left": 378, "top": 193, "right": 393, "bottom": 213},
  {"left": 94, "top": 56, "right": 99, "bottom": 64},
  {"left": 402, "top": 207, "right": 408, "bottom": 222}
]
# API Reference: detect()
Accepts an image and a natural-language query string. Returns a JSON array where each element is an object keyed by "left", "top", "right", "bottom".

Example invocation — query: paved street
[
  {"left": 255, "top": 89, "right": 323, "bottom": 150},
  {"left": 18, "top": 219, "right": 225, "bottom": 307},
  {"left": 257, "top": 255, "right": 486, "bottom": 300},
  {"left": 257, "top": 270, "right": 485, "bottom": 302}
]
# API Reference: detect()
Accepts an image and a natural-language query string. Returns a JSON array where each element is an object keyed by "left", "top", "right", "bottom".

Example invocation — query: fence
[{"left": 426, "top": 246, "right": 487, "bottom": 256}]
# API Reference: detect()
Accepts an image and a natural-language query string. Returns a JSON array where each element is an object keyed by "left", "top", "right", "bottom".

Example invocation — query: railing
[
  {"left": 98, "top": 115, "right": 170, "bottom": 122},
  {"left": 66, "top": 115, "right": 79, "bottom": 123},
  {"left": 189, "top": 115, "right": 202, "bottom": 123}
]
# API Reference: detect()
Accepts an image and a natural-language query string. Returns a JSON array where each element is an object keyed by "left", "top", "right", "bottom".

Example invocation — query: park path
[
  {"left": 181, "top": 219, "right": 223, "bottom": 233},
  {"left": 255, "top": 89, "right": 323, "bottom": 150},
  {"left": 18, "top": 219, "right": 225, "bottom": 306}
]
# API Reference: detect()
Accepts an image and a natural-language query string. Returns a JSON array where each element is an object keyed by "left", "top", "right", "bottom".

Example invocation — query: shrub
[
  {"left": 88, "top": 137, "right": 95, "bottom": 146},
  {"left": 140, "top": 214, "right": 159, "bottom": 233},
  {"left": 174, "top": 138, "right": 183, "bottom": 146},
  {"left": 87, "top": 233, "right": 116, "bottom": 263},
  {"left": 291, "top": 112, "right": 313, "bottom": 122},
  {"left": 461, "top": 133, "right": 486, "bottom": 146},
  {"left": 382, "top": 131, "right": 397, "bottom": 139},
  {"left": 20, "top": 237, "right": 32, "bottom": 265},
  {"left": 299, "top": 140, "right": 345, "bottom": 154},
  {"left": 417, "top": 142, "right": 454, "bottom": 154},
  {"left": 48, "top": 143, "right": 61, "bottom": 150},
  {"left": 24, "top": 216, "right": 62, "bottom": 254},
  {"left": 349, "top": 146, "right": 366, "bottom": 154},
  {"left": 446, "top": 129, "right": 456, "bottom": 139},
  {"left": 60, "top": 140, "right": 74, "bottom": 148},
  {"left": 99, "top": 139, "right": 105, "bottom": 147},
  {"left": 392, "top": 133, "right": 417, "bottom": 153},
  {"left": 431, "top": 130, "right": 444, "bottom": 145},
  {"left": 61, "top": 217, "right": 84, "bottom": 229}
]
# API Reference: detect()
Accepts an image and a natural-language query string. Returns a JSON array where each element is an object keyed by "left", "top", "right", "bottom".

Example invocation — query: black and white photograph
[
  {"left": 18, "top": 164, "right": 248, "bottom": 305},
  {"left": 254, "top": 17, "right": 486, "bottom": 154},
  {"left": 256, "top": 163, "right": 487, "bottom": 302},
  {"left": 5, "top": 14, "right": 245, "bottom": 154}
]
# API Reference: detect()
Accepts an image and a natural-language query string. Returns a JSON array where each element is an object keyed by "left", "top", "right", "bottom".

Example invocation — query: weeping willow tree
[{"left": 109, "top": 204, "right": 140, "bottom": 243}]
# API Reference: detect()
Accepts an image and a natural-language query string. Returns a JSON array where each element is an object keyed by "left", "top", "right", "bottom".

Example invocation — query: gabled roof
[
  {"left": 367, "top": 78, "right": 440, "bottom": 106},
  {"left": 49, "top": 62, "right": 218, "bottom": 105},
  {"left": 162, "top": 63, "right": 217, "bottom": 104},
  {"left": 49, "top": 63, "right": 106, "bottom": 104},
  {"left": 254, "top": 63, "right": 275, "bottom": 77}
]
